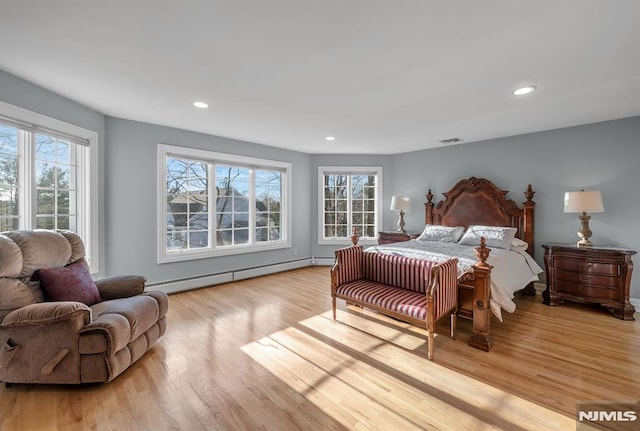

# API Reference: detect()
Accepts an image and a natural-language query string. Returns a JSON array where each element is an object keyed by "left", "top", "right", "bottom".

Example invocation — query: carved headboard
[{"left": 424, "top": 177, "right": 536, "bottom": 257}]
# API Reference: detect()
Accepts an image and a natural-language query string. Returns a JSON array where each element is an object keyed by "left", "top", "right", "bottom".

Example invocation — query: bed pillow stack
[
  {"left": 457, "top": 225, "right": 517, "bottom": 250},
  {"left": 416, "top": 225, "right": 465, "bottom": 243},
  {"left": 416, "top": 224, "right": 529, "bottom": 251}
]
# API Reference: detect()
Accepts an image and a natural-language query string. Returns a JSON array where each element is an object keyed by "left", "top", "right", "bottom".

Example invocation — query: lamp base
[
  {"left": 577, "top": 239, "right": 593, "bottom": 248},
  {"left": 576, "top": 212, "right": 593, "bottom": 248},
  {"left": 396, "top": 210, "right": 406, "bottom": 233}
]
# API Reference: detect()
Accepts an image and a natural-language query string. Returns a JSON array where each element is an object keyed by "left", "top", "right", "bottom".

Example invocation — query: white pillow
[
  {"left": 417, "top": 224, "right": 465, "bottom": 243},
  {"left": 511, "top": 237, "right": 529, "bottom": 251},
  {"left": 458, "top": 225, "right": 517, "bottom": 250}
]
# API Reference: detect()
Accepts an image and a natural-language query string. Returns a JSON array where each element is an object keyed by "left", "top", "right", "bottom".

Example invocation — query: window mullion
[
  {"left": 209, "top": 162, "right": 215, "bottom": 249},
  {"left": 347, "top": 175, "right": 353, "bottom": 237},
  {"left": 18, "top": 130, "right": 34, "bottom": 230},
  {"left": 281, "top": 171, "right": 288, "bottom": 243},
  {"left": 248, "top": 169, "right": 256, "bottom": 244},
  {"left": 74, "top": 144, "right": 84, "bottom": 237}
]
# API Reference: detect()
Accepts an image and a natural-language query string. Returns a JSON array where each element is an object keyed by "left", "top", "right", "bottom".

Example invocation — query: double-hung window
[
  {"left": 318, "top": 166, "right": 382, "bottom": 245},
  {"left": 158, "top": 144, "right": 291, "bottom": 263},
  {"left": 0, "top": 101, "right": 98, "bottom": 271}
]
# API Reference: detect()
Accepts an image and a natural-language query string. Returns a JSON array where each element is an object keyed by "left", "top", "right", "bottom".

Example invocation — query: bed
[{"left": 354, "top": 177, "right": 543, "bottom": 351}]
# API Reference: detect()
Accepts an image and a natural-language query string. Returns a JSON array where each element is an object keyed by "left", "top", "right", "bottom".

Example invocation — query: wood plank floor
[{"left": 1, "top": 266, "right": 638, "bottom": 430}]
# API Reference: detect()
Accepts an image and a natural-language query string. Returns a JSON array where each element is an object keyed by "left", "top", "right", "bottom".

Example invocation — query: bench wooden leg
[
  {"left": 332, "top": 297, "right": 336, "bottom": 320},
  {"left": 427, "top": 318, "right": 435, "bottom": 360},
  {"left": 450, "top": 312, "right": 457, "bottom": 339},
  {"left": 428, "top": 331, "right": 434, "bottom": 360}
]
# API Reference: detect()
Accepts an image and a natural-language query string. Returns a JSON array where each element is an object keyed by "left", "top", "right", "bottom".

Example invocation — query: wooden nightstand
[
  {"left": 542, "top": 243, "right": 636, "bottom": 320},
  {"left": 377, "top": 230, "right": 420, "bottom": 245}
]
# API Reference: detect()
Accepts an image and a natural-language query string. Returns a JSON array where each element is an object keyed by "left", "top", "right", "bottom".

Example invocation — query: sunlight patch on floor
[{"left": 242, "top": 310, "right": 575, "bottom": 430}]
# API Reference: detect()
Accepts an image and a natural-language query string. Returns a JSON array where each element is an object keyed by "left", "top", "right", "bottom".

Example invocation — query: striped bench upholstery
[
  {"left": 336, "top": 280, "right": 429, "bottom": 320},
  {"left": 331, "top": 246, "right": 458, "bottom": 360}
]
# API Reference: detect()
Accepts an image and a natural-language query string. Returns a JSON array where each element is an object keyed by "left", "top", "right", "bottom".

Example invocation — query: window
[
  {"left": 158, "top": 144, "right": 290, "bottom": 263},
  {"left": 0, "top": 101, "right": 98, "bottom": 271},
  {"left": 318, "top": 166, "right": 382, "bottom": 245}
]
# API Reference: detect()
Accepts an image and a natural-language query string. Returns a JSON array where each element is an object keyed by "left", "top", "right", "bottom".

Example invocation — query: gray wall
[
  {"left": 104, "top": 117, "right": 312, "bottom": 284},
  {"left": 390, "top": 117, "right": 640, "bottom": 299},
  {"left": 2, "top": 69, "right": 639, "bottom": 300},
  {"left": 0, "top": 70, "right": 107, "bottom": 275}
]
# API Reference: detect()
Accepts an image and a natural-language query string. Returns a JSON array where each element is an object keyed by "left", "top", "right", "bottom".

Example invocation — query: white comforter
[{"left": 364, "top": 240, "right": 544, "bottom": 321}]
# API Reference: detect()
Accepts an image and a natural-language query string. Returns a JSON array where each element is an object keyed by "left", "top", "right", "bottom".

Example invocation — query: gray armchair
[{"left": 0, "top": 230, "right": 168, "bottom": 385}]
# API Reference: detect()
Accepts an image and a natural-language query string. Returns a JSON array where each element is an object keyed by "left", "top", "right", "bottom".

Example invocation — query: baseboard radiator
[{"left": 148, "top": 258, "right": 314, "bottom": 294}]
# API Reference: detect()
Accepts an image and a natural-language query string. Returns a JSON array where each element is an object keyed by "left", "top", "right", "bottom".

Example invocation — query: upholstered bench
[{"left": 331, "top": 245, "right": 458, "bottom": 360}]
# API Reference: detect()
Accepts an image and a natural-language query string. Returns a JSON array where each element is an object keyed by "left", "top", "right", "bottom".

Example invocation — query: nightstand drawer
[
  {"left": 554, "top": 258, "right": 620, "bottom": 276},
  {"left": 555, "top": 270, "right": 619, "bottom": 288},
  {"left": 554, "top": 282, "right": 620, "bottom": 301}
]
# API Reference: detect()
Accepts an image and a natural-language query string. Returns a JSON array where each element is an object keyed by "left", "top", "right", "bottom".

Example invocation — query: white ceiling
[{"left": 1, "top": 1, "right": 639, "bottom": 155}]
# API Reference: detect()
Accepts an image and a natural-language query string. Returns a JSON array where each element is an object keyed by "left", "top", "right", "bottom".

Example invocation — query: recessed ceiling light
[
  {"left": 325, "top": 136, "right": 336, "bottom": 141},
  {"left": 193, "top": 101, "right": 209, "bottom": 108},
  {"left": 513, "top": 86, "right": 536, "bottom": 96}
]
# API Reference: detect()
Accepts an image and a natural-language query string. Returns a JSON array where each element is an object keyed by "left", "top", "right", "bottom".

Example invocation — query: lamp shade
[
  {"left": 563, "top": 190, "right": 604, "bottom": 213},
  {"left": 390, "top": 195, "right": 410, "bottom": 211}
]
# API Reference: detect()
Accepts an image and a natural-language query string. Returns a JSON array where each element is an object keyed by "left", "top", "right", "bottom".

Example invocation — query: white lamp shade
[
  {"left": 563, "top": 190, "right": 604, "bottom": 213},
  {"left": 390, "top": 195, "right": 410, "bottom": 211}
]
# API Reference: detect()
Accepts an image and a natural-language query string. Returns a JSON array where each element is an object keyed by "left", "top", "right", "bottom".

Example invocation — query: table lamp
[
  {"left": 390, "top": 195, "right": 410, "bottom": 233},
  {"left": 563, "top": 190, "right": 604, "bottom": 247}
]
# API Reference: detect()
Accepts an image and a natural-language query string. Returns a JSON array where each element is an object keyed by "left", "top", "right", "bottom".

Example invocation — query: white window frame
[
  {"left": 157, "top": 144, "right": 292, "bottom": 263},
  {"left": 317, "top": 166, "right": 383, "bottom": 246},
  {"left": 0, "top": 101, "right": 99, "bottom": 273}
]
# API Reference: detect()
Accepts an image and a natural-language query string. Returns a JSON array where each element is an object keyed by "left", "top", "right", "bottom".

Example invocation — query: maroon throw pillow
[{"left": 37, "top": 260, "right": 102, "bottom": 306}]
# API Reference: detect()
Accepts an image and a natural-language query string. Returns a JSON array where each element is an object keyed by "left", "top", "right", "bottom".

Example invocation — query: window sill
[
  {"left": 158, "top": 241, "right": 291, "bottom": 264},
  {"left": 317, "top": 238, "right": 377, "bottom": 246}
]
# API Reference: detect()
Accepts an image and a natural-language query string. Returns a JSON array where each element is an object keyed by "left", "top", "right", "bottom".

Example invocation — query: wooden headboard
[{"left": 424, "top": 177, "right": 536, "bottom": 257}]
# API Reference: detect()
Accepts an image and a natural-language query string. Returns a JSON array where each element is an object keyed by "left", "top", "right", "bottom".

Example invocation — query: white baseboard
[
  {"left": 149, "top": 273, "right": 234, "bottom": 294},
  {"left": 148, "top": 258, "right": 313, "bottom": 294},
  {"left": 233, "top": 258, "right": 312, "bottom": 281},
  {"left": 533, "top": 281, "right": 545, "bottom": 294},
  {"left": 312, "top": 257, "right": 335, "bottom": 266}
]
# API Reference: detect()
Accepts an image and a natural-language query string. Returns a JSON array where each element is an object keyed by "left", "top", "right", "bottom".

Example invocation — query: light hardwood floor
[{"left": 1, "top": 266, "right": 638, "bottom": 430}]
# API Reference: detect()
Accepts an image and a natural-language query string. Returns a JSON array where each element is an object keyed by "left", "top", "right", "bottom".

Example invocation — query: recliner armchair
[{"left": 0, "top": 230, "right": 168, "bottom": 385}]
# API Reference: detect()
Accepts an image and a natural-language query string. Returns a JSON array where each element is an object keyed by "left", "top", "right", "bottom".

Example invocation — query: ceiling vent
[{"left": 439, "top": 137, "right": 464, "bottom": 145}]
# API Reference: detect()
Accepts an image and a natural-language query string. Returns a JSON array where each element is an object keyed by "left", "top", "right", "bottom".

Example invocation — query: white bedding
[{"left": 364, "top": 240, "right": 544, "bottom": 321}]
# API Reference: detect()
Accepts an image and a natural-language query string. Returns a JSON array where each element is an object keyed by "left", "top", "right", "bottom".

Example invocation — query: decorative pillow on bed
[
  {"left": 457, "top": 225, "right": 517, "bottom": 250},
  {"left": 511, "top": 237, "right": 529, "bottom": 251},
  {"left": 416, "top": 224, "right": 465, "bottom": 243},
  {"left": 36, "top": 260, "right": 102, "bottom": 306}
]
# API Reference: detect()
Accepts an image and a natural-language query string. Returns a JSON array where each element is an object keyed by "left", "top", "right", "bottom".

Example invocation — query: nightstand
[
  {"left": 542, "top": 243, "right": 636, "bottom": 320},
  {"left": 377, "top": 230, "right": 420, "bottom": 245}
]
